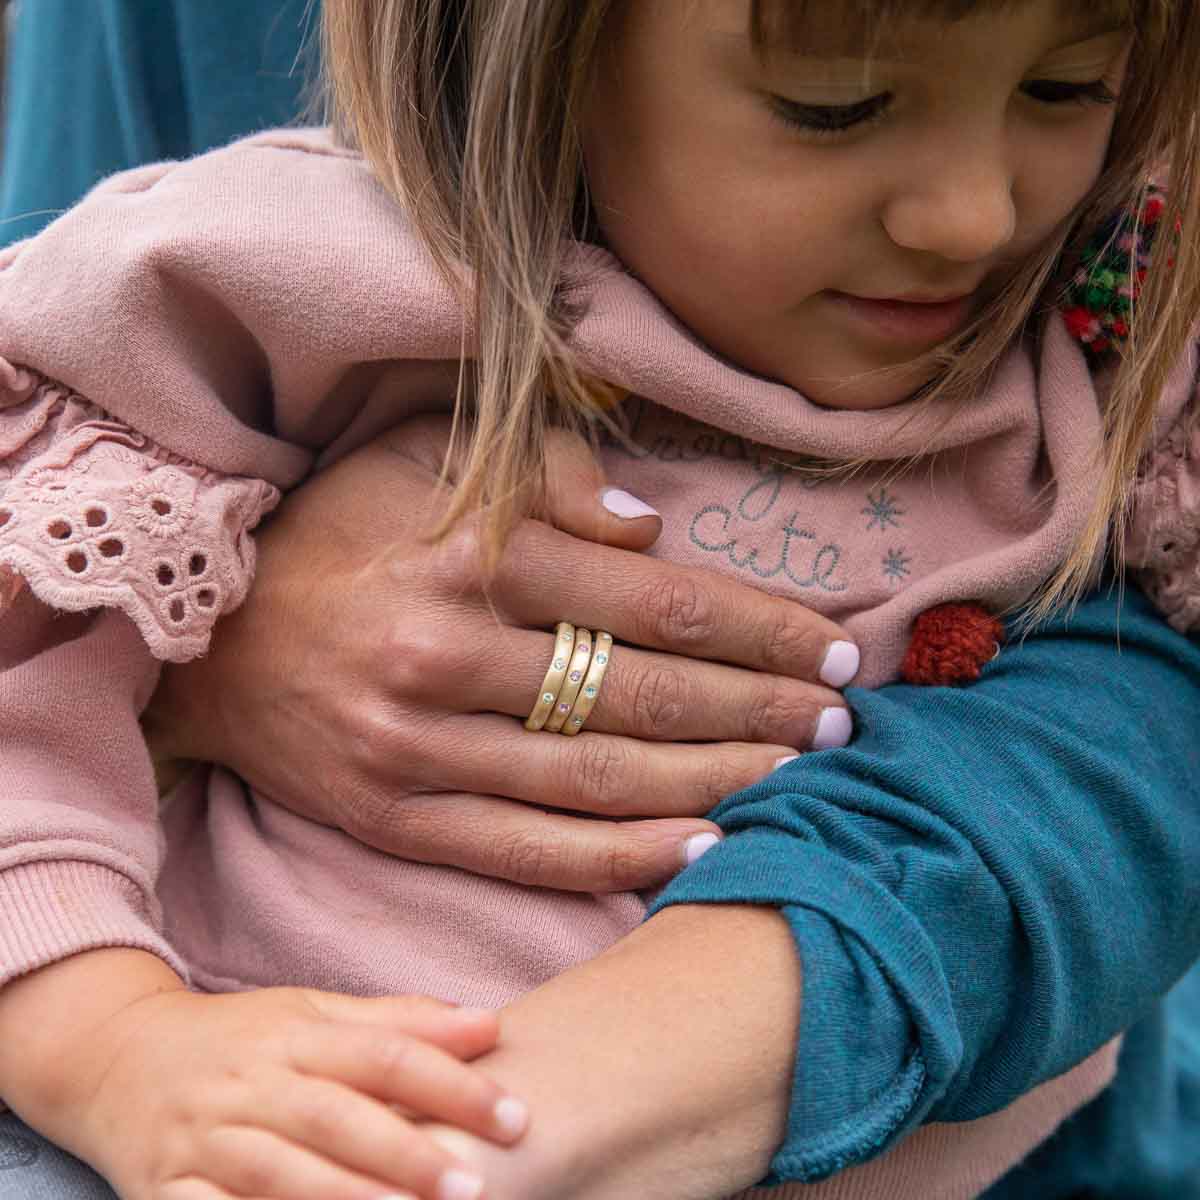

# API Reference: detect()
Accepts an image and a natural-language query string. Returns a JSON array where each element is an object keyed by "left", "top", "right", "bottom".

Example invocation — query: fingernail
[
  {"left": 813, "top": 707, "right": 853, "bottom": 750},
  {"left": 773, "top": 754, "right": 800, "bottom": 771},
  {"left": 820, "top": 640, "right": 860, "bottom": 688},
  {"left": 683, "top": 831, "right": 722, "bottom": 866},
  {"left": 438, "top": 1168, "right": 485, "bottom": 1200},
  {"left": 601, "top": 487, "right": 660, "bottom": 520},
  {"left": 493, "top": 1095, "right": 529, "bottom": 1139},
  {"left": 454, "top": 1006, "right": 495, "bottom": 1019}
]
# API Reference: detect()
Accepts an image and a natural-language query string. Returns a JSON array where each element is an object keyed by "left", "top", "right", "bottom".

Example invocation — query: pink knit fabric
[
  {"left": 1127, "top": 396, "right": 1200, "bottom": 634},
  {"left": 0, "top": 127, "right": 1192, "bottom": 1194}
]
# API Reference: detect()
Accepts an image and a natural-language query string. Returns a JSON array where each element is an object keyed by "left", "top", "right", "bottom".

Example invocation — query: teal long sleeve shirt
[
  {"left": 652, "top": 584, "right": 1200, "bottom": 1193},
  {"left": 5, "top": 5, "right": 1200, "bottom": 1193}
]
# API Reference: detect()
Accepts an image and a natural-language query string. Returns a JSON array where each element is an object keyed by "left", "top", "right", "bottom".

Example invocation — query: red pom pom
[
  {"left": 901, "top": 603, "right": 1004, "bottom": 686},
  {"left": 1062, "top": 306, "right": 1095, "bottom": 338}
]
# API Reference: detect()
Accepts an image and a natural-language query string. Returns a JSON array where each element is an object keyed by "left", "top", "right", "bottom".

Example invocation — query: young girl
[{"left": 0, "top": 2, "right": 1198, "bottom": 1200}]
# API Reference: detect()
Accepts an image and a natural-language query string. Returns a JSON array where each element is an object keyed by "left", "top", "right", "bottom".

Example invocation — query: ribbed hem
[
  {"left": 0, "top": 859, "right": 187, "bottom": 987},
  {"left": 730, "top": 1038, "right": 1119, "bottom": 1200}
]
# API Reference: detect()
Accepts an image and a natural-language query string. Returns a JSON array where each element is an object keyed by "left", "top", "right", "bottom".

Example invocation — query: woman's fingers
[
  {"left": 539, "top": 427, "right": 665, "bottom": 551},
  {"left": 445, "top": 626, "right": 849, "bottom": 748},
  {"left": 338, "top": 791, "right": 723, "bottom": 892},
  {"left": 492, "top": 521, "right": 860, "bottom": 686},
  {"left": 403, "top": 713, "right": 789, "bottom": 819}
]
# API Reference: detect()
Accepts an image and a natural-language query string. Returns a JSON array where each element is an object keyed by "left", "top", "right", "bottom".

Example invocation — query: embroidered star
[
  {"left": 882, "top": 547, "right": 911, "bottom": 585},
  {"left": 862, "top": 488, "right": 905, "bottom": 531}
]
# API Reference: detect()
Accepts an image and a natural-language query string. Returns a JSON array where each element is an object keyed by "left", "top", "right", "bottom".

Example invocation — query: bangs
[{"left": 749, "top": 0, "right": 1144, "bottom": 57}]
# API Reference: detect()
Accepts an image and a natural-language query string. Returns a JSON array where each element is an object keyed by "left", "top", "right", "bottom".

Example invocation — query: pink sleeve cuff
[
  {"left": 0, "top": 859, "right": 187, "bottom": 989},
  {"left": 1127, "top": 399, "right": 1200, "bottom": 635},
  {"left": 0, "top": 359, "right": 280, "bottom": 661}
]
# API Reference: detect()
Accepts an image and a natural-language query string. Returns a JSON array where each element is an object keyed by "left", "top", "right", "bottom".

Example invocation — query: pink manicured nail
[
  {"left": 601, "top": 487, "right": 661, "bottom": 520},
  {"left": 773, "top": 754, "right": 801, "bottom": 770},
  {"left": 683, "top": 831, "right": 721, "bottom": 865},
  {"left": 813, "top": 708, "right": 853, "bottom": 750},
  {"left": 493, "top": 1096, "right": 529, "bottom": 1139},
  {"left": 438, "top": 1168, "right": 484, "bottom": 1200},
  {"left": 820, "top": 640, "right": 860, "bottom": 687}
]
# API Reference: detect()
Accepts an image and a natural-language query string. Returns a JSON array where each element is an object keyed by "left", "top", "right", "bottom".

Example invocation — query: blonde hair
[{"left": 320, "top": 0, "right": 1200, "bottom": 612}]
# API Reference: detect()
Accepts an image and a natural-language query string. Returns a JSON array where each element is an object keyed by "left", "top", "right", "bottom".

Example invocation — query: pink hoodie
[{"left": 0, "top": 128, "right": 1195, "bottom": 1198}]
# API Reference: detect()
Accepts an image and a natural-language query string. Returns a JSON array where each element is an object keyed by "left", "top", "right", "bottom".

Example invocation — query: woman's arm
[{"left": 425, "top": 582, "right": 1200, "bottom": 1198}]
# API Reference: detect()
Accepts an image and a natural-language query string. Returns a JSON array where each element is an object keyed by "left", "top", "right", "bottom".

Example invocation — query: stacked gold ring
[
  {"left": 525, "top": 623, "right": 614, "bottom": 735},
  {"left": 525, "top": 622, "right": 578, "bottom": 732},
  {"left": 545, "top": 627, "right": 595, "bottom": 733},
  {"left": 561, "top": 630, "right": 613, "bottom": 737}
]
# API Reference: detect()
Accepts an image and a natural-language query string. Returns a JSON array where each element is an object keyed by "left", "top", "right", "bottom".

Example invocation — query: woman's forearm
[{"left": 444, "top": 903, "right": 800, "bottom": 1200}]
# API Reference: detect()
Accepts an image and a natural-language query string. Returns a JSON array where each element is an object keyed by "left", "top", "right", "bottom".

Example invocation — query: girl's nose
[{"left": 881, "top": 148, "right": 1017, "bottom": 264}]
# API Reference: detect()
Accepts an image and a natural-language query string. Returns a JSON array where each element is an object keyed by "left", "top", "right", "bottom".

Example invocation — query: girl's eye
[
  {"left": 768, "top": 78, "right": 1117, "bottom": 139},
  {"left": 767, "top": 93, "right": 892, "bottom": 138},
  {"left": 1020, "top": 79, "right": 1118, "bottom": 107}
]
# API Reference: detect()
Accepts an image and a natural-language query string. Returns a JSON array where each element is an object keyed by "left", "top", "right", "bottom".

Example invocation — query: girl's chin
[{"left": 792, "top": 360, "right": 942, "bottom": 411}]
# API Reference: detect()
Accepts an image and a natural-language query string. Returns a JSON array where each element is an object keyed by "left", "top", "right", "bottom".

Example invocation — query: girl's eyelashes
[
  {"left": 768, "top": 79, "right": 1119, "bottom": 139},
  {"left": 768, "top": 93, "right": 892, "bottom": 138}
]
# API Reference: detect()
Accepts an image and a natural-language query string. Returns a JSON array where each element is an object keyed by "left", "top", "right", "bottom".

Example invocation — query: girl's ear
[{"left": 541, "top": 427, "right": 663, "bottom": 551}]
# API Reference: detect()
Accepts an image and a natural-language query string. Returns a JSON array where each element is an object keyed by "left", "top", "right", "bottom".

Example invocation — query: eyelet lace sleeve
[
  {"left": 1127, "top": 401, "right": 1200, "bottom": 636},
  {"left": 0, "top": 359, "right": 280, "bottom": 661}
]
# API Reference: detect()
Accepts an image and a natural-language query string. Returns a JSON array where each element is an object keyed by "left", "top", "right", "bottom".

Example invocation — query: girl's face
[{"left": 581, "top": 0, "right": 1132, "bottom": 410}]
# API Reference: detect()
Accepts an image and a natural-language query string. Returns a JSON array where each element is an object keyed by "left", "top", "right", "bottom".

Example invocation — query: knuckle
[
  {"left": 381, "top": 622, "right": 475, "bottom": 700},
  {"left": 294, "top": 1090, "right": 348, "bottom": 1142},
  {"left": 698, "top": 747, "right": 759, "bottom": 806},
  {"left": 345, "top": 708, "right": 436, "bottom": 789},
  {"left": 762, "top": 611, "right": 825, "bottom": 675},
  {"left": 564, "top": 737, "right": 636, "bottom": 814},
  {"left": 490, "top": 829, "right": 559, "bottom": 884},
  {"left": 370, "top": 1035, "right": 416, "bottom": 1079},
  {"left": 743, "top": 678, "right": 811, "bottom": 742},
  {"left": 628, "top": 664, "right": 689, "bottom": 734},
  {"left": 631, "top": 575, "right": 719, "bottom": 648},
  {"left": 426, "top": 523, "right": 488, "bottom": 594},
  {"left": 596, "top": 835, "right": 655, "bottom": 890}
]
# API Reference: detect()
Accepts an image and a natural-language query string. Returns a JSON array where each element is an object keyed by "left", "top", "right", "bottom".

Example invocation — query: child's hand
[{"left": 78, "top": 986, "right": 526, "bottom": 1200}]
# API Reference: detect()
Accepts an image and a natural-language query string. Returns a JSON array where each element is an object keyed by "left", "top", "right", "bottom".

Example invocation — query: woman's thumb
[{"left": 542, "top": 428, "right": 662, "bottom": 550}]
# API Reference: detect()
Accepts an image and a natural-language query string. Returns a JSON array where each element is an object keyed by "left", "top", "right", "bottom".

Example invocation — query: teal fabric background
[{"left": 0, "top": 0, "right": 317, "bottom": 245}]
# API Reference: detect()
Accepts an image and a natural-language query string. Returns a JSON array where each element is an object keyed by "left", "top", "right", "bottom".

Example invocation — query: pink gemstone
[
  {"left": 569, "top": 670, "right": 582, "bottom": 682},
  {"left": 558, "top": 702, "right": 570, "bottom": 713}
]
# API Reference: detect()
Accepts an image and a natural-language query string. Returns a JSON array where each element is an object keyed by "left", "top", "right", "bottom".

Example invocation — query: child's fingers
[
  {"left": 199, "top": 1123, "right": 431, "bottom": 1200},
  {"left": 224, "top": 1069, "right": 485, "bottom": 1199},
  {"left": 286, "top": 1024, "right": 527, "bottom": 1145},
  {"left": 297, "top": 990, "right": 501, "bottom": 1058}
]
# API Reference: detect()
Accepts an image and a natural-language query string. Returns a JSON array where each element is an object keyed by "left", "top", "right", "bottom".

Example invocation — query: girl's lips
[{"left": 826, "top": 290, "right": 977, "bottom": 346}]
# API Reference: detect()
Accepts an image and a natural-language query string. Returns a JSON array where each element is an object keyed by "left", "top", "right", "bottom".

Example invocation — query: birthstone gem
[
  {"left": 542, "top": 692, "right": 555, "bottom": 704},
  {"left": 569, "top": 670, "right": 582, "bottom": 682},
  {"left": 572, "top": 716, "right": 584, "bottom": 726},
  {"left": 554, "top": 658, "right": 566, "bottom": 669},
  {"left": 585, "top": 686, "right": 597, "bottom": 698},
  {"left": 596, "top": 653, "right": 608, "bottom": 665},
  {"left": 558, "top": 702, "right": 570, "bottom": 713}
]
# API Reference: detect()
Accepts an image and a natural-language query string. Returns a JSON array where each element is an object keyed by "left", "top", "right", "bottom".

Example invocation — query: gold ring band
[
  {"left": 525, "top": 622, "right": 576, "bottom": 731},
  {"left": 545, "top": 627, "right": 594, "bottom": 733},
  {"left": 561, "top": 630, "right": 613, "bottom": 736}
]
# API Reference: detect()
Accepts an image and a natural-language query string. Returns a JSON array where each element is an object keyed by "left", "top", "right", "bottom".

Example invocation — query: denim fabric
[
  {"left": 652, "top": 584, "right": 1200, "bottom": 1189},
  {"left": 0, "top": 0, "right": 318, "bottom": 246},
  {"left": 0, "top": 1114, "right": 115, "bottom": 1199}
]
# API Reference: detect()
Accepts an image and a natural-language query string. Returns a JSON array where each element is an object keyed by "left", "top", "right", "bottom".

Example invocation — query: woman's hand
[{"left": 145, "top": 416, "right": 858, "bottom": 893}]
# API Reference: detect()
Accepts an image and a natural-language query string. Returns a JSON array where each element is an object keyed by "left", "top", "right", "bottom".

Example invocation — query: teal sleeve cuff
[{"left": 649, "top": 584, "right": 1200, "bottom": 1185}]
